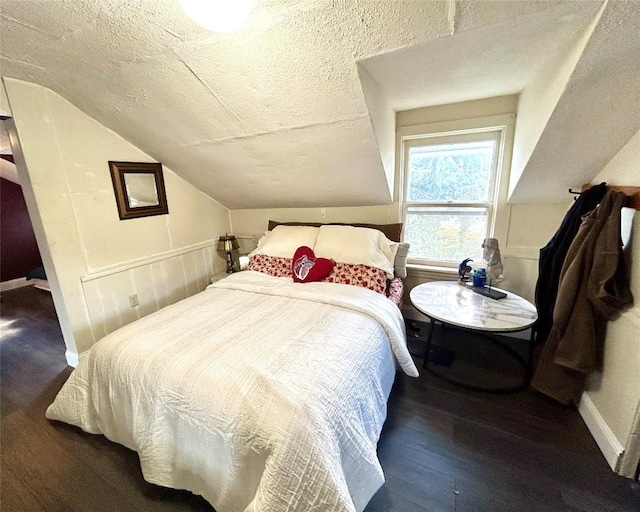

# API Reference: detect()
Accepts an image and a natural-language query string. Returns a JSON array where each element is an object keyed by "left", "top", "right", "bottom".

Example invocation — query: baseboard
[
  {"left": 65, "top": 350, "right": 79, "bottom": 368},
  {"left": 31, "top": 278, "right": 50, "bottom": 292},
  {"left": 0, "top": 277, "right": 31, "bottom": 292},
  {"left": 577, "top": 391, "right": 624, "bottom": 471}
]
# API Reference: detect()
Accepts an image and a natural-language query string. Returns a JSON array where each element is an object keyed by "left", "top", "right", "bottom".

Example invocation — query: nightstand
[{"left": 410, "top": 281, "right": 537, "bottom": 393}]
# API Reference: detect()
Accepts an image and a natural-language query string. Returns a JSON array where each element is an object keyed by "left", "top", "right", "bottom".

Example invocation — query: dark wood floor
[{"left": 1, "top": 287, "right": 639, "bottom": 511}]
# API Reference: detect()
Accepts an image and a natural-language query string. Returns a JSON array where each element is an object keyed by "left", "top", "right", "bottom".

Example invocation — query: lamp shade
[{"left": 217, "top": 234, "right": 239, "bottom": 253}]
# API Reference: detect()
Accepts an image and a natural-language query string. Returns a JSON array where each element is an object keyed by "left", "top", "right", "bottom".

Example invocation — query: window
[{"left": 401, "top": 129, "right": 504, "bottom": 266}]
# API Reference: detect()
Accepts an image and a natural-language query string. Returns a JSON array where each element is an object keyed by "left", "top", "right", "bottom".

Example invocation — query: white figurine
[{"left": 482, "top": 238, "right": 503, "bottom": 281}]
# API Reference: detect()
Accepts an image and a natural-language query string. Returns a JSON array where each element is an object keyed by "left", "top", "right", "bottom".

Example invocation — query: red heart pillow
[{"left": 292, "top": 246, "right": 335, "bottom": 283}]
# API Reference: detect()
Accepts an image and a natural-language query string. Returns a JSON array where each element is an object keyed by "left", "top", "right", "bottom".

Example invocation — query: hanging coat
[
  {"left": 534, "top": 183, "right": 607, "bottom": 344},
  {"left": 531, "top": 191, "right": 634, "bottom": 404}
]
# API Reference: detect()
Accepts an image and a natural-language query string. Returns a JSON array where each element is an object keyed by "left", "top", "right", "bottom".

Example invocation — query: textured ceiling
[
  {"left": 360, "top": 2, "right": 601, "bottom": 111},
  {"left": 0, "top": 0, "right": 622, "bottom": 209},
  {"left": 509, "top": 0, "right": 640, "bottom": 203}
]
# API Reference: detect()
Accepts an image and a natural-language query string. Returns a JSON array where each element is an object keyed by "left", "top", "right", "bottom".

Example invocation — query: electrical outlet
[{"left": 129, "top": 294, "right": 139, "bottom": 308}]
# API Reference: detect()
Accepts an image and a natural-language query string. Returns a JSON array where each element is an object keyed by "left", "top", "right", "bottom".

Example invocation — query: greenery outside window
[{"left": 401, "top": 129, "right": 504, "bottom": 266}]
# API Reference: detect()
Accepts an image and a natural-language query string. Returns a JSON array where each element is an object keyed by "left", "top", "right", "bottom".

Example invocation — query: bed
[{"left": 46, "top": 223, "right": 418, "bottom": 512}]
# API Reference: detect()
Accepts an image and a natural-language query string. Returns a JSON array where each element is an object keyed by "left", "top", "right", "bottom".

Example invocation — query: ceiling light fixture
[{"left": 179, "top": 0, "right": 254, "bottom": 33}]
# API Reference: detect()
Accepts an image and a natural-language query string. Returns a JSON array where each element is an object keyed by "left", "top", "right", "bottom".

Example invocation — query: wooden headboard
[{"left": 267, "top": 221, "right": 403, "bottom": 242}]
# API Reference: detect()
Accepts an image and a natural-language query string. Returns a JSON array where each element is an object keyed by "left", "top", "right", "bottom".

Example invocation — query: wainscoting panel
[{"left": 82, "top": 242, "right": 221, "bottom": 341}]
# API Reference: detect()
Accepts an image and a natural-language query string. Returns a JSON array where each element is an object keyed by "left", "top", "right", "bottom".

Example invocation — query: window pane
[
  {"left": 405, "top": 206, "right": 488, "bottom": 262},
  {"left": 407, "top": 140, "right": 496, "bottom": 202}
]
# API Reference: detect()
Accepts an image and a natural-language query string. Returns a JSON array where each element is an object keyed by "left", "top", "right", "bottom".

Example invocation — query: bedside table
[{"left": 410, "top": 281, "right": 537, "bottom": 393}]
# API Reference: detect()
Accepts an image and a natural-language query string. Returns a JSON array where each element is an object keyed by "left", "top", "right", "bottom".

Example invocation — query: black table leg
[
  {"left": 422, "top": 319, "right": 435, "bottom": 369},
  {"left": 421, "top": 319, "right": 534, "bottom": 393},
  {"left": 525, "top": 323, "right": 536, "bottom": 384}
]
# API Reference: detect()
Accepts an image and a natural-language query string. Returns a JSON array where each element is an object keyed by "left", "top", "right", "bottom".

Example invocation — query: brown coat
[{"left": 531, "top": 191, "right": 634, "bottom": 404}]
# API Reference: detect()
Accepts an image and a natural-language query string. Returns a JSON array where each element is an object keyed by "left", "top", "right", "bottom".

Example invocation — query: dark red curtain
[{"left": 1, "top": 177, "right": 42, "bottom": 282}]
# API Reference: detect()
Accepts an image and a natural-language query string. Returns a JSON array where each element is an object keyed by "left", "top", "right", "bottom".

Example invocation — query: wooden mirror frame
[{"left": 109, "top": 161, "right": 169, "bottom": 220}]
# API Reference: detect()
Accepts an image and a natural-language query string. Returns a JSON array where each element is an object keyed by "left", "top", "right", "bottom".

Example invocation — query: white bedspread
[{"left": 46, "top": 271, "right": 418, "bottom": 512}]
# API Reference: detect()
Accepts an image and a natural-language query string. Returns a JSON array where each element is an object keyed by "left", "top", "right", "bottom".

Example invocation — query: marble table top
[{"left": 410, "top": 281, "right": 537, "bottom": 332}]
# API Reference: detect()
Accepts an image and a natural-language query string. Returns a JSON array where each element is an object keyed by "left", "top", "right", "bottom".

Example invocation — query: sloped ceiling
[
  {"left": 509, "top": 0, "right": 640, "bottom": 203},
  {"left": 0, "top": 0, "right": 632, "bottom": 209},
  {"left": 359, "top": 1, "right": 601, "bottom": 111}
]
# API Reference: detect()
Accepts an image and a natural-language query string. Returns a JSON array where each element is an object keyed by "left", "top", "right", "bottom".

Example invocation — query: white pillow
[
  {"left": 247, "top": 225, "right": 320, "bottom": 259},
  {"left": 314, "top": 225, "right": 396, "bottom": 278}
]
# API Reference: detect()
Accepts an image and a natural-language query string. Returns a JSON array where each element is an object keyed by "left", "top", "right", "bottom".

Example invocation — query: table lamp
[{"left": 217, "top": 234, "right": 239, "bottom": 273}]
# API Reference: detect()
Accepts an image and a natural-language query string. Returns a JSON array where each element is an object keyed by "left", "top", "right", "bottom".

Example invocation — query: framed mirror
[{"left": 109, "top": 161, "right": 169, "bottom": 220}]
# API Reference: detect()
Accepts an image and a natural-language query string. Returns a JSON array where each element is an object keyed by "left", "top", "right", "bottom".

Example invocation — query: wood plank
[
  {"left": 1, "top": 409, "right": 148, "bottom": 512},
  {"left": 581, "top": 183, "right": 640, "bottom": 210},
  {"left": 0, "top": 465, "right": 48, "bottom": 512}
]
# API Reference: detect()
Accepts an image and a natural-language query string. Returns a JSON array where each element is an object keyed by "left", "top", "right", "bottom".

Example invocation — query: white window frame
[{"left": 398, "top": 116, "right": 512, "bottom": 269}]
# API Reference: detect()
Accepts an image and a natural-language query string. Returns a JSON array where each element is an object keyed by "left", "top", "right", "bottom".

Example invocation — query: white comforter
[{"left": 46, "top": 271, "right": 418, "bottom": 512}]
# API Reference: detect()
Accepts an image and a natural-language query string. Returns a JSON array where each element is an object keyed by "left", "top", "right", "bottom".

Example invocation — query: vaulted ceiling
[{"left": 1, "top": 0, "right": 638, "bottom": 208}]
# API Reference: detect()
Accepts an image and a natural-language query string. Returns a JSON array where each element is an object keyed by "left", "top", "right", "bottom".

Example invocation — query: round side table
[{"left": 410, "top": 281, "right": 538, "bottom": 393}]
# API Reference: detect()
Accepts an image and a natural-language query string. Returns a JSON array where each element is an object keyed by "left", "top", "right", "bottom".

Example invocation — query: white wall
[
  {"left": 358, "top": 65, "right": 395, "bottom": 200},
  {"left": 396, "top": 95, "right": 518, "bottom": 128},
  {"left": 231, "top": 203, "right": 398, "bottom": 235},
  {"left": 581, "top": 129, "right": 640, "bottom": 470},
  {"left": 499, "top": 202, "right": 572, "bottom": 303},
  {"left": 3, "top": 78, "right": 230, "bottom": 361}
]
